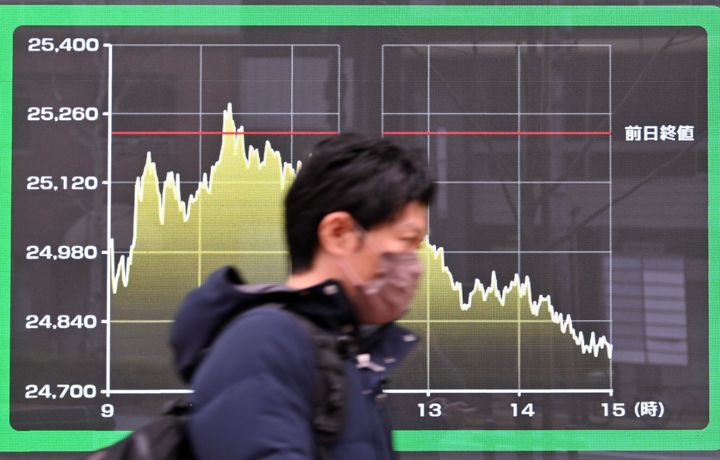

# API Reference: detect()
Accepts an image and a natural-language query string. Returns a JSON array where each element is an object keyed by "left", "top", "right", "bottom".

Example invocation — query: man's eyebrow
[{"left": 399, "top": 223, "right": 426, "bottom": 233}]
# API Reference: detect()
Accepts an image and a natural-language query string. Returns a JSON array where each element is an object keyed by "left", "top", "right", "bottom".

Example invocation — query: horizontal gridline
[
  {"left": 398, "top": 319, "right": 612, "bottom": 323},
  {"left": 383, "top": 112, "right": 611, "bottom": 116},
  {"left": 101, "top": 389, "right": 614, "bottom": 395},
  {"left": 442, "top": 250, "right": 611, "bottom": 254},
  {"left": 104, "top": 181, "right": 297, "bottom": 185},
  {"left": 104, "top": 389, "right": 193, "bottom": 395},
  {"left": 108, "top": 250, "right": 610, "bottom": 254},
  {"left": 108, "top": 319, "right": 611, "bottom": 324},
  {"left": 107, "top": 43, "right": 340, "bottom": 47},
  {"left": 109, "top": 250, "right": 288, "bottom": 254},
  {"left": 103, "top": 180, "right": 612, "bottom": 185},
  {"left": 435, "top": 181, "right": 612, "bottom": 184},
  {"left": 382, "top": 43, "right": 612, "bottom": 48},
  {"left": 111, "top": 112, "right": 340, "bottom": 116},
  {"left": 110, "top": 320, "right": 175, "bottom": 324},
  {"left": 383, "top": 389, "right": 614, "bottom": 395}
]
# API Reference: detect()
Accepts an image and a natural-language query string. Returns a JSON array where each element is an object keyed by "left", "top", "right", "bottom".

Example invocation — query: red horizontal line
[
  {"left": 384, "top": 131, "right": 612, "bottom": 136},
  {"left": 111, "top": 130, "right": 339, "bottom": 136}
]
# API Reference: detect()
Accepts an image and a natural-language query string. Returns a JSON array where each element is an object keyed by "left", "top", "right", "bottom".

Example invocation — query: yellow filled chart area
[{"left": 110, "top": 104, "right": 611, "bottom": 392}]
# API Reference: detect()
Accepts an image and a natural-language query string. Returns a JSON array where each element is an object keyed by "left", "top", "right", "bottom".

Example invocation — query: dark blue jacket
[{"left": 170, "top": 267, "right": 417, "bottom": 460}]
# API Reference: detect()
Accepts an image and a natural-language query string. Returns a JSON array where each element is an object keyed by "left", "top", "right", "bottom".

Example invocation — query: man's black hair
[{"left": 284, "top": 133, "right": 435, "bottom": 273}]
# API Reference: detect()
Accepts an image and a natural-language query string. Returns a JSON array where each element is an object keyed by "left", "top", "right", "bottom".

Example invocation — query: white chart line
[
  {"left": 106, "top": 42, "right": 617, "bottom": 397},
  {"left": 104, "top": 42, "right": 342, "bottom": 395},
  {"left": 381, "top": 42, "right": 615, "bottom": 396}
]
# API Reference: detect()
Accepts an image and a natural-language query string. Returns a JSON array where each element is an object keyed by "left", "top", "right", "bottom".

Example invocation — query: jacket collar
[
  {"left": 276, "top": 278, "right": 418, "bottom": 368},
  {"left": 171, "top": 266, "right": 418, "bottom": 382}
]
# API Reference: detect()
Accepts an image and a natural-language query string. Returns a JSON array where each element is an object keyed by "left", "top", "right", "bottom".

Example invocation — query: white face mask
[{"left": 339, "top": 228, "right": 424, "bottom": 324}]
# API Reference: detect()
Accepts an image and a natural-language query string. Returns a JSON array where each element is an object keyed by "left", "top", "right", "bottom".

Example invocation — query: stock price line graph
[
  {"left": 108, "top": 105, "right": 613, "bottom": 400},
  {"left": 110, "top": 104, "right": 299, "bottom": 293},
  {"left": 3, "top": 8, "right": 717, "bottom": 455}
]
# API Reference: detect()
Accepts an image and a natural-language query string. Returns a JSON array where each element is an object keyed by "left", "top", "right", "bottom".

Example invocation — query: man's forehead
[{"left": 392, "top": 205, "right": 428, "bottom": 231}]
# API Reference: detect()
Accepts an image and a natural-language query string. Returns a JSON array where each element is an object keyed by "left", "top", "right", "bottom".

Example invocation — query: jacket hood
[{"left": 171, "top": 266, "right": 361, "bottom": 383}]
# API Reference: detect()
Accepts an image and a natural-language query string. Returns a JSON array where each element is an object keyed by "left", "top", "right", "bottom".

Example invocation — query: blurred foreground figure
[{"left": 172, "top": 134, "right": 435, "bottom": 459}]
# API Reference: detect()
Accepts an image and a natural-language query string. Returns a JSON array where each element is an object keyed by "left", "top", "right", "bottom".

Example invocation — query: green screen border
[{"left": 0, "top": 4, "right": 717, "bottom": 452}]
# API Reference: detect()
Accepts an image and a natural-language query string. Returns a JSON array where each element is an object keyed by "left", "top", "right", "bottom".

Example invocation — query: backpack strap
[{"left": 266, "top": 304, "right": 352, "bottom": 460}]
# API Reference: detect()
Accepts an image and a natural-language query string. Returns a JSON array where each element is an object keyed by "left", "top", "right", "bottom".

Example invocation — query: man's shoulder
[
  {"left": 190, "top": 305, "right": 318, "bottom": 402},
  {"left": 215, "top": 305, "right": 315, "bottom": 359}
]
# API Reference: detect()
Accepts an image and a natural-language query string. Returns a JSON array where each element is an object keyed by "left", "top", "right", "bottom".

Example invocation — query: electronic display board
[{"left": 0, "top": 4, "right": 718, "bottom": 456}]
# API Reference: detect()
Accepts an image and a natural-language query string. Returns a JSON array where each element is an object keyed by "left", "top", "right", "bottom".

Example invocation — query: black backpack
[
  {"left": 83, "top": 306, "right": 349, "bottom": 460},
  {"left": 82, "top": 399, "right": 194, "bottom": 460}
]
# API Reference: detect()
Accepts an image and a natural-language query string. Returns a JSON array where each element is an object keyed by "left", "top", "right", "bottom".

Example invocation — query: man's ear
[{"left": 317, "top": 211, "right": 361, "bottom": 256}]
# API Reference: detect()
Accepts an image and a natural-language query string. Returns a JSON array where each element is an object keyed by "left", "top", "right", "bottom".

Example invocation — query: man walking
[{"left": 171, "top": 134, "right": 435, "bottom": 459}]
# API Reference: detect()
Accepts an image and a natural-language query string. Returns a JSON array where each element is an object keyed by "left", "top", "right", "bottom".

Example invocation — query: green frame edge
[{"left": 0, "top": 4, "right": 717, "bottom": 453}]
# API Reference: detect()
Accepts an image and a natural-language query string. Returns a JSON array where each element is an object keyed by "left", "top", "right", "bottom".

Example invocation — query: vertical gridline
[
  {"left": 197, "top": 45, "right": 203, "bottom": 286},
  {"left": 608, "top": 45, "right": 614, "bottom": 394},
  {"left": 516, "top": 45, "right": 522, "bottom": 394},
  {"left": 380, "top": 46, "right": 384, "bottom": 137},
  {"left": 426, "top": 45, "right": 431, "bottom": 393},
  {"left": 337, "top": 46, "right": 341, "bottom": 134},
  {"left": 105, "top": 43, "right": 113, "bottom": 395},
  {"left": 290, "top": 45, "right": 294, "bottom": 165}
]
